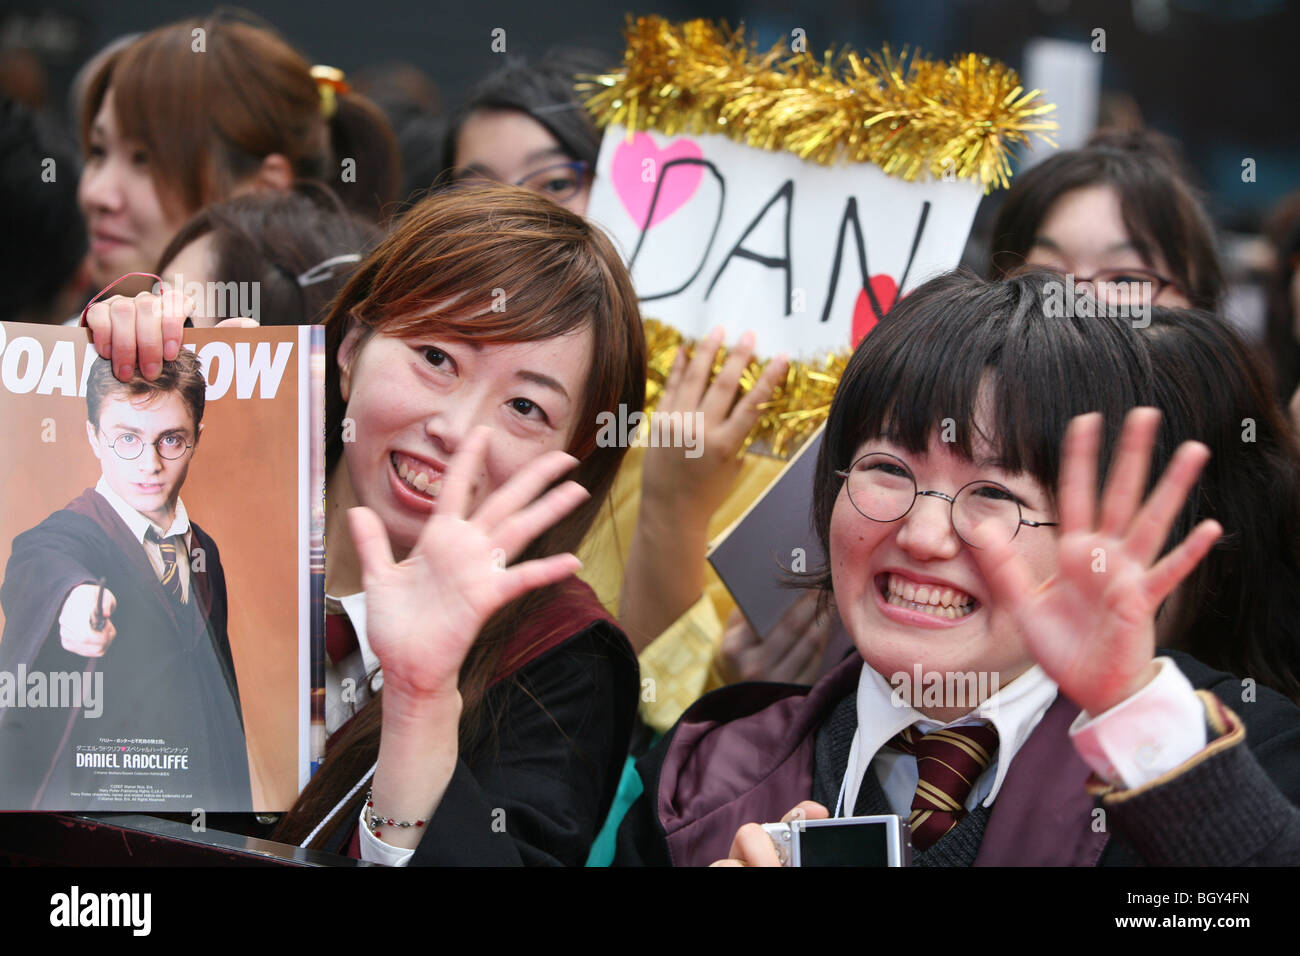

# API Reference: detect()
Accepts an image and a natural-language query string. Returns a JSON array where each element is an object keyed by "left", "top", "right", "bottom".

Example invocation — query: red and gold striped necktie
[
  {"left": 888, "top": 723, "right": 999, "bottom": 850},
  {"left": 146, "top": 527, "right": 186, "bottom": 604}
]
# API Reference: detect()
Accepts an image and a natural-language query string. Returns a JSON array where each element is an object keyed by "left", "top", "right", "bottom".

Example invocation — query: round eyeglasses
[
  {"left": 107, "top": 432, "right": 193, "bottom": 461},
  {"left": 835, "top": 452, "right": 1058, "bottom": 548},
  {"left": 1036, "top": 266, "right": 1179, "bottom": 306}
]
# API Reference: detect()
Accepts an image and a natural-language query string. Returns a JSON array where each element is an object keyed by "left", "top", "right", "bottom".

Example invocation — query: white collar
[
  {"left": 95, "top": 477, "right": 190, "bottom": 544},
  {"left": 324, "top": 590, "right": 382, "bottom": 688},
  {"left": 843, "top": 662, "right": 1059, "bottom": 814}
]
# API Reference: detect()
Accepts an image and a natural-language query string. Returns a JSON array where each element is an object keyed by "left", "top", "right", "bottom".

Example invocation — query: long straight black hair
[{"left": 1142, "top": 308, "right": 1300, "bottom": 701}]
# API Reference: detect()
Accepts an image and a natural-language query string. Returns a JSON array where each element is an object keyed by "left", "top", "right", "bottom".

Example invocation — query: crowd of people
[{"left": 3, "top": 9, "right": 1299, "bottom": 867}]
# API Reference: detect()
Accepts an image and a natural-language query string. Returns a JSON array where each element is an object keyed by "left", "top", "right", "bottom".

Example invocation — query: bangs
[
  {"left": 350, "top": 198, "right": 606, "bottom": 347},
  {"left": 86, "top": 28, "right": 210, "bottom": 215},
  {"left": 323, "top": 185, "right": 646, "bottom": 469},
  {"left": 815, "top": 270, "right": 1160, "bottom": 545}
]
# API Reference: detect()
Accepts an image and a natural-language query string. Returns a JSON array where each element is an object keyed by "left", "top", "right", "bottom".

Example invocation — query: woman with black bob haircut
[
  {"left": 990, "top": 129, "right": 1223, "bottom": 314},
  {"left": 1141, "top": 307, "right": 1300, "bottom": 702},
  {"left": 616, "top": 269, "right": 1300, "bottom": 867}
]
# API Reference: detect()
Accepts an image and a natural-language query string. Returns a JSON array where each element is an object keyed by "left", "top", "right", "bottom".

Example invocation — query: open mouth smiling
[
  {"left": 877, "top": 571, "right": 978, "bottom": 620},
  {"left": 391, "top": 451, "right": 444, "bottom": 498}
]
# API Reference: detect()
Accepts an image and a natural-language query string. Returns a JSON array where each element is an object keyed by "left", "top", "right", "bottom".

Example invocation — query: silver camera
[{"left": 760, "top": 814, "right": 911, "bottom": 866}]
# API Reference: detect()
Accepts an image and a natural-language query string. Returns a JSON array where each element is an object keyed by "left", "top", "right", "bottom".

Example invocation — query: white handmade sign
[{"left": 587, "top": 125, "right": 985, "bottom": 357}]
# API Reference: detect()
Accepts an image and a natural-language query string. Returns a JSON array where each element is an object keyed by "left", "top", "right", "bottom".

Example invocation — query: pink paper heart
[
  {"left": 611, "top": 132, "right": 705, "bottom": 229},
  {"left": 851, "top": 275, "right": 899, "bottom": 346}
]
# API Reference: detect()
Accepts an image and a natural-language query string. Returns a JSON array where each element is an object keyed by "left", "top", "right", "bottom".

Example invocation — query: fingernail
[
  {"left": 141, "top": 362, "right": 160, "bottom": 379},
  {"left": 740, "top": 331, "right": 755, "bottom": 348},
  {"left": 163, "top": 340, "right": 180, "bottom": 361},
  {"left": 118, "top": 364, "right": 133, "bottom": 379}
]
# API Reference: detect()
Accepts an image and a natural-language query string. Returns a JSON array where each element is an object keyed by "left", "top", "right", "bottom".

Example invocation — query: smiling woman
[
  {"left": 72, "top": 182, "right": 648, "bottom": 864},
  {"left": 615, "top": 269, "right": 1300, "bottom": 867},
  {"left": 76, "top": 12, "right": 397, "bottom": 292},
  {"left": 265, "top": 182, "right": 647, "bottom": 864}
]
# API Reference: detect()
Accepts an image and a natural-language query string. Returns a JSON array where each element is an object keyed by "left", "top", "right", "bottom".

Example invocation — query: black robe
[{"left": 0, "top": 489, "right": 252, "bottom": 811}]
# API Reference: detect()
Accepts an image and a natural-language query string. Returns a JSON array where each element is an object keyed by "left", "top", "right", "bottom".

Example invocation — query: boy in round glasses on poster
[{"left": 0, "top": 350, "right": 252, "bottom": 812}]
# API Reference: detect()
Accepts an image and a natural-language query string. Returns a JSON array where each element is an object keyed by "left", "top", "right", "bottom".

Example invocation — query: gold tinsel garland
[
  {"left": 580, "top": 16, "right": 1057, "bottom": 191},
  {"left": 643, "top": 318, "right": 846, "bottom": 459}
]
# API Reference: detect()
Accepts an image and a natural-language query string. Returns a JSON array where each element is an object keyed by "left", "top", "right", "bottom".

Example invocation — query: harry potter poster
[{"left": 0, "top": 323, "right": 320, "bottom": 813}]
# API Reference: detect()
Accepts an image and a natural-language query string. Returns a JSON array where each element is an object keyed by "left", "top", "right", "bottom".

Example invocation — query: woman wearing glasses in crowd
[
  {"left": 78, "top": 12, "right": 397, "bottom": 298},
  {"left": 616, "top": 269, "right": 1300, "bottom": 867},
  {"left": 84, "top": 184, "right": 648, "bottom": 865},
  {"left": 989, "top": 129, "right": 1222, "bottom": 312}
]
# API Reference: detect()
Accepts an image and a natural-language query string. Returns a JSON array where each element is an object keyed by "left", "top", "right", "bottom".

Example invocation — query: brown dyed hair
[
  {"left": 86, "top": 348, "right": 206, "bottom": 433},
  {"left": 81, "top": 11, "right": 399, "bottom": 223},
  {"left": 273, "top": 183, "right": 646, "bottom": 849}
]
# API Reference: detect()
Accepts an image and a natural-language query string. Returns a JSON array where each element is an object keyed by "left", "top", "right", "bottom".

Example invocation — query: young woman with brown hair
[
  {"left": 84, "top": 184, "right": 648, "bottom": 865},
  {"left": 77, "top": 11, "right": 398, "bottom": 294}
]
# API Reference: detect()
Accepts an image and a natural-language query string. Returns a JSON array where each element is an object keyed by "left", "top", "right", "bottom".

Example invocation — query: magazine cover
[{"left": 0, "top": 323, "right": 321, "bottom": 813}]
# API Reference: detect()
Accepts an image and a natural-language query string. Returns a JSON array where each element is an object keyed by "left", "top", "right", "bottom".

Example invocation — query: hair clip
[
  {"left": 297, "top": 254, "right": 362, "bottom": 288},
  {"left": 310, "top": 65, "right": 350, "bottom": 120}
]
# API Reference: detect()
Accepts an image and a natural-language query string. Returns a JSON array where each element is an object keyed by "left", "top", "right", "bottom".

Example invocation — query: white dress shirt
[
  {"left": 841, "top": 658, "right": 1209, "bottom": 820},
  {"left": 95, "top": 478, "right": 193, "bottom": 602},
  {"left": 319, "top": 593, "right": 411, "bottom": 867}
]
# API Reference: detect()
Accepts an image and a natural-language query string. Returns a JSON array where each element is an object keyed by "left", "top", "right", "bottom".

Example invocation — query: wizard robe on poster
[{"left": 0, "top": 489, "right": 252, "bottom": 811}]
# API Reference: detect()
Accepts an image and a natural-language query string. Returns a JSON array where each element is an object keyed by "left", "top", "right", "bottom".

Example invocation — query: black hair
[
  {"left": 0, "top": 95, "right": 86, "bottom": 323},
  {"left": 990, "top": 129, "right": 1224, "bottom": 313},
  {"left": 810, "top": 269, "right": 1165, "bottom": 593},
  {"left": 1141, "top": 308, "right": 1300, "bottom": 701},
  {"left": 1263, "top": 218, "right": 1300, "bottom": 403},
  {"left": 156, "top": 181, "right": 379, "bottom": 326},
  {"left": 434, "top": 49, "right": 606, "bottom": 186}
]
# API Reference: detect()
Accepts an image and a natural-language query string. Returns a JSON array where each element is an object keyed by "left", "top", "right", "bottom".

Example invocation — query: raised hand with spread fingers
[{"left": 969, "top": 408, "right": 1222, "bottom": 717}]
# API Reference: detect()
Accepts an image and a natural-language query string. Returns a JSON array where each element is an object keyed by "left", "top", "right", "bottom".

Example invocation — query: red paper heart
[{"left": 851, "top": 274, "right": 899, "bottom": 346}]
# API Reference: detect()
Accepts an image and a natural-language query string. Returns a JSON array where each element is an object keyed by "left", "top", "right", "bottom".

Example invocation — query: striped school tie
[
  {"left": 146, "top": 527, "right": 187, "bottom": 604},
  {"left": 888, "top": 723, "right": 999, "bottom": 850}
]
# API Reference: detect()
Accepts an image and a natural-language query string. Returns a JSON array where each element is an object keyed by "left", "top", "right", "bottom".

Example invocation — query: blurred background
[{"left": 3, "top": 0, "right": 1297, "bottom": 334}]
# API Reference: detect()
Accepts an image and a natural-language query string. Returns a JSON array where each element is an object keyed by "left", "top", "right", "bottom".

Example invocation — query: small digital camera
[{"left": 760, "top": 814, "right": 911, "bottom": 866}]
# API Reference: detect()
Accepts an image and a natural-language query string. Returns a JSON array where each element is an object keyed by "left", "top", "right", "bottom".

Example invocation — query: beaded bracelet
[{"left": 364, "top": 789, "right": 426, "bottom": 840}]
